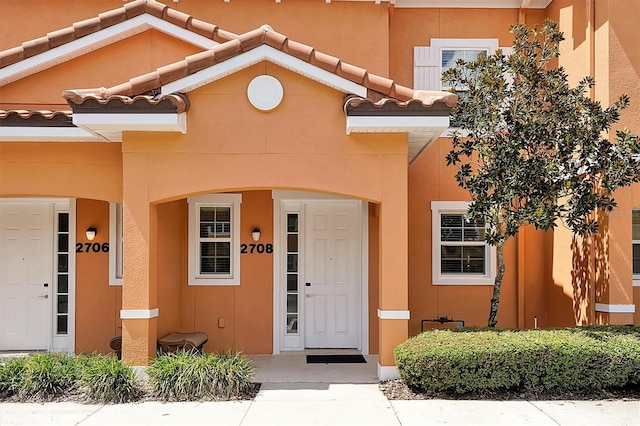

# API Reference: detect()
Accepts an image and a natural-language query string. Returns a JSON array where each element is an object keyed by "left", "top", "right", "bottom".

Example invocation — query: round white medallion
[{"left": 247, "top": 75, "right": 284, "bottom": 111}]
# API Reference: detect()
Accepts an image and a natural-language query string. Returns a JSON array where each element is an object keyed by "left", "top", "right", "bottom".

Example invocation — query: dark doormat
[{"left": 306, "top": 354, "right": 367, "bottom": 364}]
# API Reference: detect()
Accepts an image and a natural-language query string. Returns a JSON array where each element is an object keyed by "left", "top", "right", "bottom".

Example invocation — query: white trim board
[
  {"left": 161, "top": 44, "right": 367, "bottom": 98},
  {"left": 0, "top": 127, "right": 104, "bottom": 142},
  {"left": 377, "top": 309, "right": 410, "bottom": 320},
  {"left": 345, "top": 116, "right": 449, "bottom": 134},
  {"left": 120, "top": 308, "right": 159, "bottom": 319},
  {"left": 595, "top": 303, "right": 635, "bottom": 314},
  {"left": 0, "top": 14, "right": 218, "bottom": 86}
]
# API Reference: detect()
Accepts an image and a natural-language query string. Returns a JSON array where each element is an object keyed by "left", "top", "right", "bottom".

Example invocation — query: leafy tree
[{"left": 442, "top": 20, "right": 640, "bottom": 327}]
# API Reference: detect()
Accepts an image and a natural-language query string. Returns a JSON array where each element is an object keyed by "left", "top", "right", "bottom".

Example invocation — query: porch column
[
  {"left": 377, "top": 155, "right": 409, "bottom": 380},
  {"left": 121, "top": 153, "right": 159, "bottom": 365}
]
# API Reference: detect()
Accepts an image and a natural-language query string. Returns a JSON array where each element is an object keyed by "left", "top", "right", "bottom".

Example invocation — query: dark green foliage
[
  {"left": 0, "top": 357, "right": 26, "bottom": 398},
  {"left": 19, "top": 353, "right": 79, "bottom": 399},
  {"left": 441, "top": 20, "right": 640, "bottom": 327},
  {"left": 0, "top": 353, "right": 138, "bottom": 403},
  {"left": 78, "top": 354, "right": 138, "bottom": 403},
  {"left": 394, "top": 327, "right": 640, "bottom": 394},
  {"left": 146, "top": 350, "right": 254, "bottom": 401}
]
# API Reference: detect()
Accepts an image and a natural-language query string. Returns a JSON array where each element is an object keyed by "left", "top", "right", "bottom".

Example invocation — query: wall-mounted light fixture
[
  {"left": 86, "top": 226, "right": 97, "bottom": 241},
  {"left": 251, "top": 227, "right": 261, "bottom": 242}
]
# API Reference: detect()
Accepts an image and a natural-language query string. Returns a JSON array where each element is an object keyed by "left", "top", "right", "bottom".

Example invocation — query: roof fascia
[
  {"left": 393, "top": 0, "right": 551, "bottom": 8},
  {"left": 160, "top": 45, "right": 368, "bottom": 98},
  {"left": 0, "top": 14, "right": 218, "bottom": 87},
  {"left": 0, "top": 126, "right": 103, "bottom": 142},
  {"left": 72, "top": 112, "right": 187, "bottom": 142},
  {"left": 346, "top": 115, "right": 449, "bottom": 135}
]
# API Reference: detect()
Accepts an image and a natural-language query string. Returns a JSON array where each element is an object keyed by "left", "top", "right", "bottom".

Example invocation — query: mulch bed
[{"left": 379, "top": 379, "right": 640, "bottom": 401}]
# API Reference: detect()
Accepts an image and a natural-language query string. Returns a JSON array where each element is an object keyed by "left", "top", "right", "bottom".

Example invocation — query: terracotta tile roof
[
  {"left": 0, "top": 110, "right": 73, "bottom": 126},
  {"left": 0, "top": 0, "right": 238, "bottom": 69},
  {"left": 345, "top": 93, "right": 457, "bottom": 115},
  {"left": 61, "top": 91, "right": 189, "bottom": 113},
  {"left": 61, "top": 24, "right": 456, "bottom": 110}
]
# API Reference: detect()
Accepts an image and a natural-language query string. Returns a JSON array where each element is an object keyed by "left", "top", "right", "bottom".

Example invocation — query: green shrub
[
  {"left": 394, "top": 326, "right": 640, "bottom": 395},
  {"left": 19, "top": 353, "right": 79, "bottom": 399},
  {"left": 147, "top": 350, "right": 254, "bottom": 400},
  {"left": 0, "top": 357, "right": 26, "bottom": 398},
  {"left": 78, "top": 354, "right": 139, "bottom": 403}
]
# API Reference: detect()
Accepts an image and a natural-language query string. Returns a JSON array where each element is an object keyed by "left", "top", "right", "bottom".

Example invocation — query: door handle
[
  {"left": 305, "top": 294, "right": 315, "bottom": 298},
  {"left": 38, "top": 295, "right": 49, "bottom": 299}
]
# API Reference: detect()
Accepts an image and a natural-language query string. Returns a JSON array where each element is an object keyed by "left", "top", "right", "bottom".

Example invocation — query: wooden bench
[{"left": 157, "top": 332, "right": 208, "bottom": 354}]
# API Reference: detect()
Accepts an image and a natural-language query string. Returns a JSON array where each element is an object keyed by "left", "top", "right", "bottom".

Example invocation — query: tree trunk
[{"left": 487, "top": 241, "right": 506, "bottom": 327}]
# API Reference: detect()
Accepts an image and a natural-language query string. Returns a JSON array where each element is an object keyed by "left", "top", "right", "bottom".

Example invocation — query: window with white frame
[
  {"left": 431, "top": 201, "right": 495, "bottom": 285},
  {"left": 109, "top": 203, "right": 123, "bottom": 285},
  {"left": 633, "top": 209, "right": 640, "bottom": 286},
  {"left": 414, "top": 38, "right": 505, "bottom": 93},
  {"left": 188, "top": 194, "right": 242, "bottom": 285}
]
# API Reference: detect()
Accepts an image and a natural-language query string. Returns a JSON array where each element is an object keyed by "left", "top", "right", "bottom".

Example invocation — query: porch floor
[{"left": 249, "top": 350, "right": 379, "bottom": 383}]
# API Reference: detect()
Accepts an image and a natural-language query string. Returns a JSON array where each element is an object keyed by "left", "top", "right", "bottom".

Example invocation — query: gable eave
[
  {"left": 160, "top": 45, "right": 368, "bottom": 98},
  {"left": 0, "top": 14, "right": 222, "bottom": 88}
]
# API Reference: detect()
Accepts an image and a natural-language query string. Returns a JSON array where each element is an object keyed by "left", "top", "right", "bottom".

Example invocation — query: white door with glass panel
[
  {"left": 304, "top": 202, "right": 359, "bottom": 348},
  {"left": 0, "top": 203, "right": 53, "bottom": 350}
]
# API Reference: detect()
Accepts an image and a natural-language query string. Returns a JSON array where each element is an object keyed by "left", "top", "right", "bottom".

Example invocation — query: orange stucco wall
[
  {"left": 75, "top": 198, "right": 121, "bottom": 353},
  {"left": 408, "top": 137, "right": 550, "bottom": 331},
  {"left": 546, "top": 0, "right": 640, "bottom": 325},
  {"left": 0, "top": 143, "right": 122, "bottom": 201},
  {"left": 172, "top": 191, "right": 275, "bottom": 354}
]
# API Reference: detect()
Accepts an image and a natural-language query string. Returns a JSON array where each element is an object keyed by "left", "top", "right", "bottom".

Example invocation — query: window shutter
[{"left": 414, "top": 46, "right": 439, "bottom": 90}]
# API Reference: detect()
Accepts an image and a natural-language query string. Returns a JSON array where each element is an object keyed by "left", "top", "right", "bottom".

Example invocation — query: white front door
[
  {"left": 0, "top": 203, "right": 53, "bottom": 350},
  {"left": 304, "top": 202, "right": 359, "bottom": 348}
]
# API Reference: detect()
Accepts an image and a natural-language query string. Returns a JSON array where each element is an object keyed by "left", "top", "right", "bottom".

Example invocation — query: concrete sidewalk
[{"left": 1, "top": 383, "right": 638, "bottom": 426}]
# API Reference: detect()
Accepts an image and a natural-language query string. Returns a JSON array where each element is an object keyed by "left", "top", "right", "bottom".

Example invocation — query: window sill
[
  {"left": 432, "top": 276, "right": 495, "bottom": 286},
  {"left": 188, "top": 276, "right": 240, "bottom": 286}
]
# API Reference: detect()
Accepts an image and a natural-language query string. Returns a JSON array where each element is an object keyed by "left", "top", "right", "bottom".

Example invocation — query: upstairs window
[{"left": 414, "top": 39, "right": 501, "bottom": 92}]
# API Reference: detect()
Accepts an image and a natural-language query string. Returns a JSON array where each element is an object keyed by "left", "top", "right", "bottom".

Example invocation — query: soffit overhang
[{"left": 344, "top": 97, "right": 451, "bottom": 163}]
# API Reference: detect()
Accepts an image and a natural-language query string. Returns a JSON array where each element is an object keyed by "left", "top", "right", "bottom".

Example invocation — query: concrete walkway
[{"left": 2, "top": 383, "right": 638, "bottom": 426}]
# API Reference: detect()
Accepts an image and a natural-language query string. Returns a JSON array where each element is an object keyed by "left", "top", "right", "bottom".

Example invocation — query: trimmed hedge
[{"left": 394, "top": 326, "right": 640, "bottom": 395}]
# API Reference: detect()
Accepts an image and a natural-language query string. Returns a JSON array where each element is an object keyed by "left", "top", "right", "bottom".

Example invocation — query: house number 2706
[{"left": 76, "top": 243, "right": 110, "bottom": 253}]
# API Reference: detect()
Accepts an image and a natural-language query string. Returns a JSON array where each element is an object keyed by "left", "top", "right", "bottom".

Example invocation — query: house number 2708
[
  {"left": 240, "top": 243, "right": 273, "bottom": 254},
  {"left": 76, "top": 243, "right": 110, "bottom": 253}
]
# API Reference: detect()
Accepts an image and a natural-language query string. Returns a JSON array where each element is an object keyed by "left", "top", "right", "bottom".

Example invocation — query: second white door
[{"left": 304, "top": 202, "right": 359, "bottom": 348}]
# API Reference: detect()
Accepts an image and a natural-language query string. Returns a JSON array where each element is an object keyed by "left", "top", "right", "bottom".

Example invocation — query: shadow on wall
[
  {"left": 594, "top": 213, "right": 610, "bottom": 325},
  {"left": 571, "top": 235, "right": 594, "bottom": 325}
]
